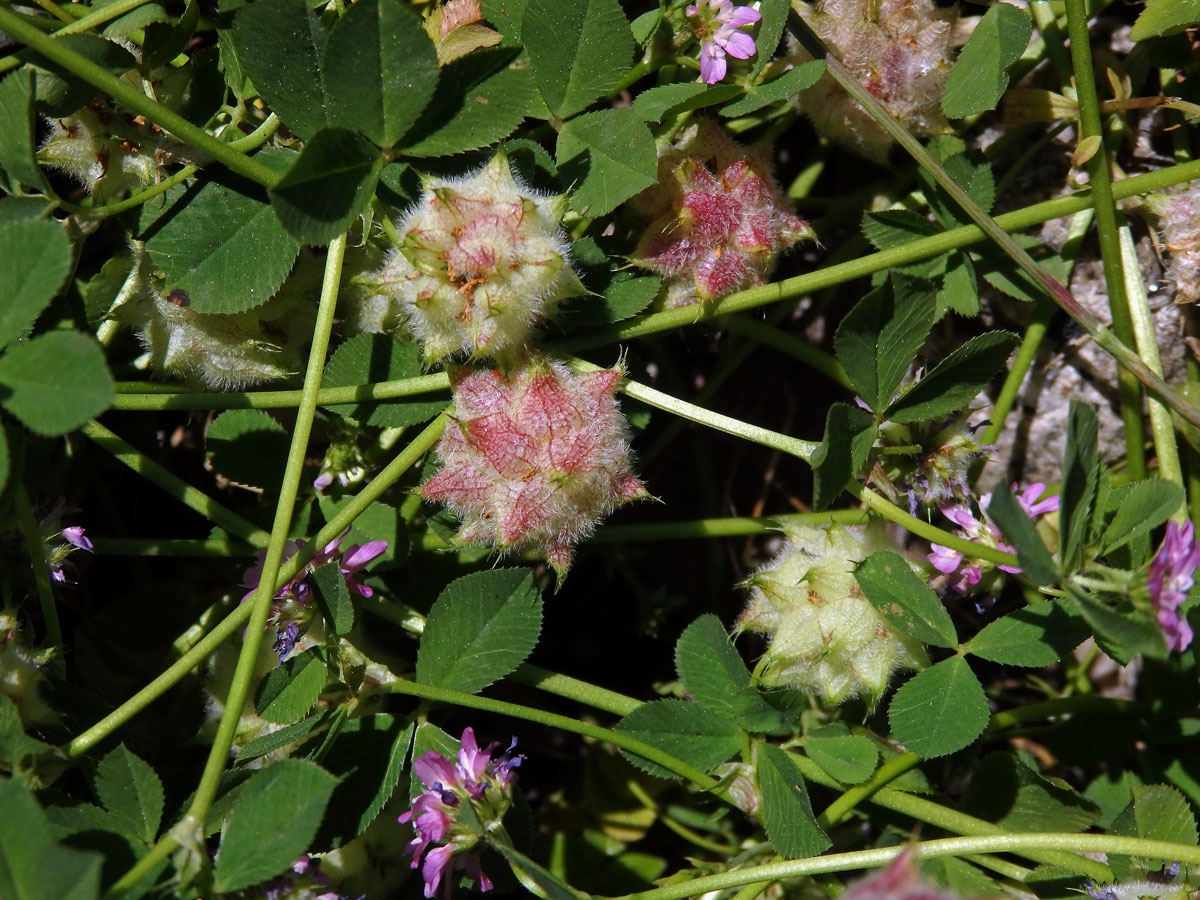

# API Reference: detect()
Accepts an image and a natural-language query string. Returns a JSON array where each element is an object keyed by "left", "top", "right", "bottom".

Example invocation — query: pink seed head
[
  {"left": 630, "top": 122, "right": 815, "bottom": 308},
  {"left": 422, "top": 358, "right": 648, "bottom": 582},
  {"left": 790, "top": 0, "right": 956, "bottom": 163}
]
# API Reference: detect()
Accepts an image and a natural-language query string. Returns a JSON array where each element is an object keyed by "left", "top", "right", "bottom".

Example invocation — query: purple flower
[
  {"left": 264, "top": 854, "right": 359, "bottom": 900},
  {"left": 36, "top": 500, "right": 94, "bottom": 583},
  {"left": 399, "top": 728, "right": 522, "bottom": 899},
  {"left": 1148, "top": 520, "right": 1199, "bottom": 652},
  {"left": 340, "top": 541, "right": 388, "bottom": 598},
  {"left": 273, "top": 622, "right": 300, "bottom": 664},
  {"left": 686, "top": 0, "right": 760, "bottom": 84},
  {"left": 239, "top": 529, "right": 388, "bottom": 663},
  {"left": 927, "top": 486, "right": 1055, "bottom": 595},
  {"left": 1015, "top": 482, "right": 1060, "bottom": 518},
  {"left": 60, "top": 526, "right": 93, "bottom": 552}
]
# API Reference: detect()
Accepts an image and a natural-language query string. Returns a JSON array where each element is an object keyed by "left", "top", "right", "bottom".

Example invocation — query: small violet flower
[
  {"left": 35, "top": 499, "right": 93, "bottom": 584},
  {"left": 686, "top": 0, "right": 760, "bottom": 85},
  {"left": 1148, "top": 520, "right": 1199, "bottom": 653},
  {"left": 240, "top": 529, "right": 387, "bottom": 663},
  {"left": 399, "top": 727, "right": 523, "bottom": 899},
  {"left": 263, "top": 854, "right": 357, "bottom": 900},
  {"left": 928, "top": 483, "right": 1058, "bottom": 595}
]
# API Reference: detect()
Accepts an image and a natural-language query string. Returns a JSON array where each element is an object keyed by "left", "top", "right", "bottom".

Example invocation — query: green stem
[
  {"left": 105, "top": 158, "right": 1200, "bottom": 411},
  {"left": 390, "top": 678, "right": 721, "bottom": 793},
  {"left": 620, "top": 376, "right": 817, "bottom": 460},
  {"left": 510, "top": 664, "right": 641, "bottom": 717},
  {"left": 79, "top": 420, "right": 270, "bottom": 549},
  {"left": 792, "top": 754, "right": 1111, "bottom": 879},
  {"left": 1029, "top": 0, "right": 1074, "bottom": 89},
  {"left": 984, "top": 695, "right": 1138, "bottom": 732},
  {"left": 1121, "top": 226, "right": 1184, "bottom": 498},
  {"left": 625, "top": 779, "right": 739, "bottom": 856},
  {"left": 816, "top": 752, "right": 919, "bottom": 828},
  {"left": 592, "top": 511, "right": 869, "bottom": 543},
  {"left": 110, "top": 372, "right": 451, "bottom": 411},
  {"left": 55, "top": 0, "right": 154, "bottom": 35},
  {"left": 981, "top": 207, "right": 1094, "bottom": 449},
  {"left": 105, "top": 235, "right": 350, "bottom": 899},
  {"left": 1065, "top": 0, "right": 1145, "bottom": 479},
  {"left": 67, "top": 415, "right": 447, "bottom": 759},
  {"left": 603, "top": 832, "right": 1200, "bottom": 900},
  {"left": 191, "top": 234, "right": 346, "bottom": 816},
  {"left": 14, "top": 480, "right": 64, "bottom": 677},
  {"left": 0, "top": 4, "right": 277, "bottom": 187}
]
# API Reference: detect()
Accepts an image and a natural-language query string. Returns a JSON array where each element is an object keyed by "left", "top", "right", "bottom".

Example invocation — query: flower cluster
[
  {"left": 421, "top": 357, "right": 647, "bottom": 580},
  {"left": 360, "top": 154, "right": 586, "bottom": 364},
  {"left": 928, "top": 483, "right": 1059, "bottom": 595},
  {"left": 881, "top": 416, "right": 992, "bottom": 514},
  {"left": 1148, "top": 520, "right": 1199, "bottom": 653},
  {"left": 685, "top": 0, "right": 761, "bottom": 85},
  {"left": 630, "top": 122, "right": 815, "bottom": 309},
  {"left": 399, "top": 728, "right": 522, "bottom": 899},
  {"left": 790, "top": 0, "right": 955, "bottom": 162},
  {"left": 240, "top": 530, "right": 387, "bottom": 662},
  {"left": 737, "top": 523, "right": 928, "bottom": 706}
]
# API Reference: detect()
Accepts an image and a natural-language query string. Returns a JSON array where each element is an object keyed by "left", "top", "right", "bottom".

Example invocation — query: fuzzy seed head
[
  {"left": 1158, "top": 184, "right": 1200, "bottom": 304},
  {"left": 364, "top": 154, "right": 585, "bottom": 363},
  {"left": 791, "top": 0, "right": 955, "bottom": 162},
  {"left": 737, "top": 524, "right": 928, "bottom": 706},
  {"left": 114, "top": 247, "right": 317, "bottom": 389},
  {"left": 422, "top": 358, "right": 647, "bottom": 580},
  {"left": 631, "top": 122, "right": 814, "bottom": 309},
  {"left": 39, "top": 112, "right": 156, "bottom": 203}
]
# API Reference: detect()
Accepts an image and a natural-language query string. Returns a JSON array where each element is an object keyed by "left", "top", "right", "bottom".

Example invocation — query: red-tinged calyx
[
  {"left": 630, "top": 122, "right": 815, "bottom": 308},
  {"left": 422, "top": 358, "right": 647, "bottom": 582}
]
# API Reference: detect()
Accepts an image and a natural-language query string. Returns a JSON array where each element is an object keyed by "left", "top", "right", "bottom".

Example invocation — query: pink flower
[
  {"left": 340, "top": 541, "right": 388, "bottom": 598},
  {"left": 399, "top": 728, "right": 522, "bottom": 898},
  {"left": 239, "top": 529, "right": 387, "bottom": 662},
  {"left": 686, "top": 0, "right": 761, "bottom": 84},
  {"left": 1148, "top": 520, "right": 1199, "bottom": 652},
  {"left": 1015, "top": 482, "right": 1060, "bottom": 518},
  {"left": 927, "top": 484, "right": 1056, "bottom": 595}
]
